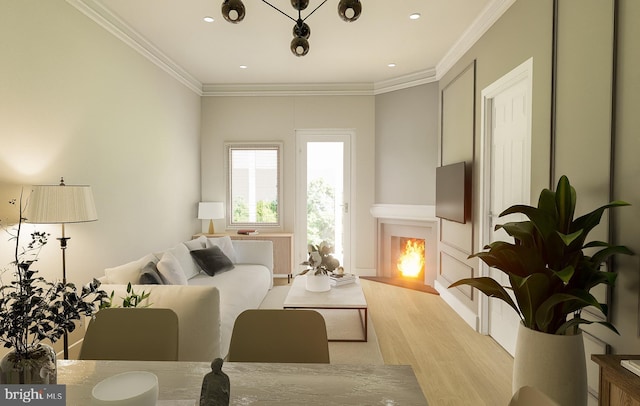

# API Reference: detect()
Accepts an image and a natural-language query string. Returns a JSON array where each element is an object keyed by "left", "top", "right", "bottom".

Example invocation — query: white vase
[
  {"left": 305, "top": 273, "right": 331, "bottom": 292},
  {"left": 512, "top": 323, "right": 587, "bottom": 406},
  {"left": 0, "top": 344, "right": 57, "bottom": 384}
]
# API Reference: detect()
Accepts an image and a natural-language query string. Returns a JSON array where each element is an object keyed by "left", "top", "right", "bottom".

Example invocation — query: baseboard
[{"left": 435, "top": 280, "right": 479, "bottom": 331}]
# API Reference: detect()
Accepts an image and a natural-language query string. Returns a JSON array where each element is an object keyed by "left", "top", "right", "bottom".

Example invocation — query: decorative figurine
[{"left": 199, "top": 358, "right": 230, "bottom": 406}]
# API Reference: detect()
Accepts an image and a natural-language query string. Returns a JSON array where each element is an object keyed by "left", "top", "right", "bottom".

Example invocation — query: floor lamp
[{"left": 26, "top": 177, "right": 98, "bottom": 359}]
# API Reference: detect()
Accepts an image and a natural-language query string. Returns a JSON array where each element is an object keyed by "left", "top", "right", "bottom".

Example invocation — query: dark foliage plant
[
  {"left": 0, "top": 193, "right": 107, "bottom": 360},
  {"left": 450, "top": 176, "right": 633, "bottom": 335}
]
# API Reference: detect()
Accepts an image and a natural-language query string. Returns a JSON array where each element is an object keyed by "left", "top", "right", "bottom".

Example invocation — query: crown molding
[
  {"left": 373, "top": 69, "right": 438, "bottom": 95},
  {"left": 436, "top": 0, "right": 516, "bottom": 79},
  {"left": 67, "top": 0, "right": 514, "bottom": 97},
  {"left": 66, "top": 0, "right": 203, "bottom": 95},
  {"left": 201, "top": 83, "right": 374, "bottom": 97}
]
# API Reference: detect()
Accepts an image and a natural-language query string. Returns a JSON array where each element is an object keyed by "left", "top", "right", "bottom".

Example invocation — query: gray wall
[
  {"left": 374, "top": 83, "right": 439, "bottom": 205},
  {"left": 0, "top": 1, "right": 201, "bottom": 284}
]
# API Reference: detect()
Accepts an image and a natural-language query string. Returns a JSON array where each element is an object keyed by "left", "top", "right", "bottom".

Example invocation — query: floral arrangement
[
  {"left": 300, "top": 241, "right": 340, "bottom": 276},
  {"left": 0, "top": 193, "right": 107, "bottom": 359}
]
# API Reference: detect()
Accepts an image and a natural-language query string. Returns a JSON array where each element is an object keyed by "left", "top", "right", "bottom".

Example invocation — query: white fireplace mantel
[{"left": 370, "top": 204, "right": 437, "bottom": 222}]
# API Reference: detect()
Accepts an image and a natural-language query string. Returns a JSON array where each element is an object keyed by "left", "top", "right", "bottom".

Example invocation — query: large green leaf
[
  {"left": 449, "top": 277, "right": 521, "bottom": 317},
  {"left": 510, "top": 273, "right": 552, "bottom": 328},
  {"left": 501, "top": 204, "right": 557, "bottom": 243},
  {"left": 590, "top": 245, "right": 635, "bottom": 267},
  {"left": 556, "top": 317, "right": 619, "bottom": 335},
  {"left": 571, "top": 201, "right": 630, "bottom": 245},
  {"left": 555, "top": 175, "right": 576, "bottom": 234},
  {"left": 495, "top": 221, "right": 535, "bottom": 246},
  {"left": 470, "top": 242, "right": 546, "bottom": 278},
  {"left": 535, "top": 291, "right": 604, "bottom": 332}
]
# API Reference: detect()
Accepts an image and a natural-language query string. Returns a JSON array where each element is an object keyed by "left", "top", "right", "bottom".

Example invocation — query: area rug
[{"left": 259, "top": 285, "right": 384, "bottom": 365}]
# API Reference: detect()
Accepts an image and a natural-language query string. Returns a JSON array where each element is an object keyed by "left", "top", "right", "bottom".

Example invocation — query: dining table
[{"left": 57, "top": 360, "right": 429, "bottom": 405}]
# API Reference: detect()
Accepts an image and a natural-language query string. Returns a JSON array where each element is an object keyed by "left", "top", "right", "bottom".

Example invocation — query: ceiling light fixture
[
  {"left": 221, "top": 0, "right": 362, "bottom": 57},
  {"left": 203, "top": 16, "right": 215, "bottom": 22},
  {"left": 409, "top": 13, "right": 421, "bottom": 20}
]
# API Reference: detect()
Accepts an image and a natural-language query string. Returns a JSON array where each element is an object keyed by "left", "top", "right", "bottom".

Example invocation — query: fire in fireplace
[{"left": 396, "top": 238, "right": 425, "bottom": 278}]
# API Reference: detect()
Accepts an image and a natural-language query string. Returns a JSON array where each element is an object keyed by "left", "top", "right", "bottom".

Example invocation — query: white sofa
[{"left": 98, "top": 235, "right": 273, "bottom": 361}]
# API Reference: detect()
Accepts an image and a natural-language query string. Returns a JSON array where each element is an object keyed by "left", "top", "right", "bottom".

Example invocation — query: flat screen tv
[{"left": 435, "top": 162, "right": 468, "bottom": 224}]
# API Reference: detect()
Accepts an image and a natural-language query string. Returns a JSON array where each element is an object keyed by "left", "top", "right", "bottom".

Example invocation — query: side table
[{"left": 592, "top": 354, "right": 640, "bottom": 406}]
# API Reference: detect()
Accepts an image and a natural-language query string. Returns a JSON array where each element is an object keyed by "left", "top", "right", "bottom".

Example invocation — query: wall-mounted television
[{"left": 435, "top": 161, "right": 468, "bottom": 224}]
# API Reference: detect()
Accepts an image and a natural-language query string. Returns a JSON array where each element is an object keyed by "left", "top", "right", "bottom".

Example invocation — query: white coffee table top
[{"left": 283, "top": 275, "right": 367, "bottom": 309}]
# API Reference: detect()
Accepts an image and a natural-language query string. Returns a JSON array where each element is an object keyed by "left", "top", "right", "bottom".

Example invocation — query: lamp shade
[
  {"left": 198, "top": 202, "right": 224, "bottom": 220},
  {"left": 27, "top": 183, "right": 98, "bottom": 224}
]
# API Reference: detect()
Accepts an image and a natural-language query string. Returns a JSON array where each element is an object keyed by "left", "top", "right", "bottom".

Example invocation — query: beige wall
[
  {"left": 374, "top": 83, "right": 439, "bottom": 205},
  {"left": 0, "top": 1, "right": 201, "bottom": 287},
  {"left": 438, "top": 0, "right": 640, "bottom": 359},
  {"left": 200, "top": 95, "right": 376, "bottom": 274}
]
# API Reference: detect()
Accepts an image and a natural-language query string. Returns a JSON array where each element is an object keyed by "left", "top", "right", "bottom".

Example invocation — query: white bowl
[{"left": 91, "top": 371, "right": 159, "bottom": 406}]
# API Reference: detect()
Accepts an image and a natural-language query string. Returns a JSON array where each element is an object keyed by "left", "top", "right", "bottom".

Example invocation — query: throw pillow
[
  {"left": 206, "top": 236, "right": 238, "bottom": 263},
  {"left": 138, "top": 261, "right": 164, "bottom": 285},
  {"left": 156, "top": 252, "right": 189, "bottom": 285},
  {"left": 190, "top": 246, "right": 235, "bottom": 276},
  {"left": 104, "top": 253, "right": 158, "bottom": 284},
  {"left": 184, "top": 235, "right": 207, "bottom": 250},
  {"left": 164, "top": 242, "right": 201, "bottom": 280}
]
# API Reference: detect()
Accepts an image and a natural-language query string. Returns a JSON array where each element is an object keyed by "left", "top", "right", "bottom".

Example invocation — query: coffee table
[{"left": 283, "top": 275, "right": 368, "bottom": 342}]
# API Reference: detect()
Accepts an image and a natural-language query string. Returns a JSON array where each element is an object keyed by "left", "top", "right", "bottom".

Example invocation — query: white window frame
[{"left": 224, "top": 141, "right": 283, "bottom": 229}]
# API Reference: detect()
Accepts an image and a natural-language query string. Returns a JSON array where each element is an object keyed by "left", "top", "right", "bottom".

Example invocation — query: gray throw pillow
[
  {"left": 138, "top": 261, "right": 164, "bottom": 284},
  {"left": 190, "top": 246, "right": 235, "bottom": 276}
]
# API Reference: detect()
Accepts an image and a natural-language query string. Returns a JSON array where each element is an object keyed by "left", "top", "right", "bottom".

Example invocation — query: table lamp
[
  {"left": 198, "top": 202, "right": 224, "bottom": 234},
  {"left": 26, "top": 177, "right": 98, "bottom": 359}
]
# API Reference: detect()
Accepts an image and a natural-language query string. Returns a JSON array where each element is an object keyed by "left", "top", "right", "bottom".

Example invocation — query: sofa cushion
[
  {"left": 190, "top": 246, "right": 235, "bottom": 276},
  {"left": 104, "top": 253, "right": 158, "bottom": 284},
  {"left": 139, "top": 261, "right": 164, "bottom": 285},
  {"left": 163, "top": 242, "right": 202, "bottom": 280},
  {"left": 206, "top": 236, "right": 237, "bottom": 263},
  {"left": 156, "top": 252, "right": 188, "bottom": 285},
  {"left": 184, "top": 235, "right": 207, "bottom": 250}
]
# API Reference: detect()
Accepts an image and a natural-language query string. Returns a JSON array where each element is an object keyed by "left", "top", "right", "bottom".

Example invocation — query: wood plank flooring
[{"left": 359, "top": 279, "right": 514, "bottom": 405}]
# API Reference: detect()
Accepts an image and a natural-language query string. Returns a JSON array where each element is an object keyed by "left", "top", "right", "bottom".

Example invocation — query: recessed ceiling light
[
  {"left": 239, "top": 65, "right": 248, "bottom": 69},
  {"left": 409, "top": 13, "right": 421, "bottom": 20},
  {"left": 203, "top": 16, "right": 214, "bottom": 22},
  {"left": 388, "top": 63, "right": 397, "bottom": 68}
]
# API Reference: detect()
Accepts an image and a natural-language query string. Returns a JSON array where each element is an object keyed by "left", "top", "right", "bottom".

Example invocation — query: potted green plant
[
  {"left": 0, "top": 193, "right": 107, "bottom": 384},
  {"left": 299, "top": 241, "right": 340, "bottom": 292},
  {"left": 449, "top": 175, "right": 632, "bottom": 405}
]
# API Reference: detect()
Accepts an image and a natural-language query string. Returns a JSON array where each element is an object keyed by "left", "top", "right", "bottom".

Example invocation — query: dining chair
[
  {"left": 78, "top": 308, "right": 179, "bottom": 361},
  {"left": 227, "top": 309, "right": 330, "bottom": 363}
]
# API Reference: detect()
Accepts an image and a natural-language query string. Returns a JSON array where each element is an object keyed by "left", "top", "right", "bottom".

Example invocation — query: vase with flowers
[
  {"left": 0, "top": 192, "right": 107, "bottom": 384},
  {"left": 299, "top": 241, "right": 340, "bottom": 292}
]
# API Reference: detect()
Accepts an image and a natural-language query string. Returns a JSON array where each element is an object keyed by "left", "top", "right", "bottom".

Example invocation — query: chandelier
[{"left": 221, "top": 0, "right": 362, "bottom": 57}]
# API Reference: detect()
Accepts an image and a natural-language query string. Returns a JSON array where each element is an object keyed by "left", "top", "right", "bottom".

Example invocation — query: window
[{"left": 225, "top": 142, "right": 282, "bottom": 228}]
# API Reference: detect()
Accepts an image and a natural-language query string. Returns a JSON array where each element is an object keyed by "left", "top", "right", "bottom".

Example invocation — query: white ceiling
[{"left": 67, "top": 0, "right": 514, "bottom": 94}]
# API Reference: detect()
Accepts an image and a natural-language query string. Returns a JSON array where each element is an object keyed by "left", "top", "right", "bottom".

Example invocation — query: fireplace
[{"left": 370, "top": 205, "right": 437, "bottom": 288}]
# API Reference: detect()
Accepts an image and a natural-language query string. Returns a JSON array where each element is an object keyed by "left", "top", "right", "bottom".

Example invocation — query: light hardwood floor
[{"left": 359, "top": 279, "right": 514, "bottom": 405}]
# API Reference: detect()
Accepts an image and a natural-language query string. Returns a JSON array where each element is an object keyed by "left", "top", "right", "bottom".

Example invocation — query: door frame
[
  {"left": 295, "top": 129, "right": 354, "bottom": 274},
  {"left": 478, "top": 58, "right": 533, "bottom": 335}
]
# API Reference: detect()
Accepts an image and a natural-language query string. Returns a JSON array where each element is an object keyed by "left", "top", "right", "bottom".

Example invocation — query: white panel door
[{"left": 486, "top": 74, "right": 532, "bottom": 356}]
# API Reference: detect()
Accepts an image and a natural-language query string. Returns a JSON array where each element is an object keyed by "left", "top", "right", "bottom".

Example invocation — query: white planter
[
  {"left": 513, "top": 323, "right": 587, "bottom": 406},
  {"left": 305, "top": 273, "right": 331, "bottom": 292}
]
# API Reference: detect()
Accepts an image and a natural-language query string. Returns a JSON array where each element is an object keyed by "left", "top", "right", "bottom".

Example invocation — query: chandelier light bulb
[
  {"left": 291, "top": 0, "right": 309, "bottom": 11},
  {"left": 338, "top": 0, "right": 362, "bottom": 22},
  {"left": 291, "top": 37, "right": 309, "bottom": 57},
  {"left": 221, "top": 0, "right": 245, "bottom": 23}
]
